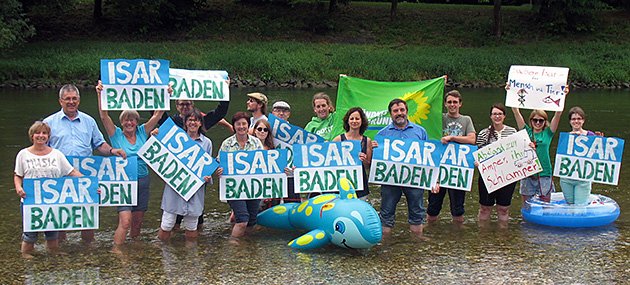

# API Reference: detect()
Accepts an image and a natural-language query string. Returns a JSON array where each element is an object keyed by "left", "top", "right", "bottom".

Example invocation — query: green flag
[{"left": 334, "top": 75, "right": 445, "bottom": 140}]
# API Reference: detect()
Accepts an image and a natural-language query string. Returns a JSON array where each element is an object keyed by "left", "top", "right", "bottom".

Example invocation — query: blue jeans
[
  {"left": 560, "top": 178, "right": 592, "bottom": 205},
  {"left": 228, "top": 199, "right": 261, "bottom": 226},
  {"left": 427, "top": 187, "right": 466, "bottom": 217},
  {"left": 118, "top": 175, "right": 150, "bottom": 212},
  {"left": 21, "top": 203, "right": 58, "bottom": 243},
  {"left": 379, "top": 185, "right": 425, "bottom": 228}
]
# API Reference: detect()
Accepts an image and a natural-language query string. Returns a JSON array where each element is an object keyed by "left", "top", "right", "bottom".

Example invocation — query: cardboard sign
[
  {"left": 505, "top": 65, "right": 569, "bottom": 111},
  {"left": 138, "top": 118, "right": 219, "bottom": 201},
  {"left": 268, "top": 114, "right": 325, "bottom": 145},
  {"left": 169, "top": 68, "right": 229, "bottom": 101},
  {"left": 474, "top": 130, "right": 542, "bottom": 193},
  {"left": 554, "top": 132, "right": 625, "bottom": 185},
  {"left": 68, "top": 156, "right": 138, "bottom": 206},
  {"left": 100, "top": 59, "right": 170, "bottom": 110},
  {"left": 219, "top": 149, "right": 288, "bottom": 200},
  {"left": 23, "top": 177, "right": 100, "bottom": 232},
  {"left": 438, "top": 143, "right": 477, "bottom": 191},
  {"left": 293, "top": 141, "right": 363, "bottom": 193},
  {"left": 369, "top": 137, "right": 443, "bottom": 190}
]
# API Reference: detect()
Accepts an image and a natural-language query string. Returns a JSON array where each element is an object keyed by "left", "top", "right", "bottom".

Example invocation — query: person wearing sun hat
[{"left": 246, "top": 92, "right": 268, "bottom": 133}]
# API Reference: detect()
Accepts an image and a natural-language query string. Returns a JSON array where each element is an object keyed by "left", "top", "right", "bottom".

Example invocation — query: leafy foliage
[
  {"left": 536, "top": 0, "right": 611, "bottom": 33},
  {"left": 0, "top": 0, "right": 35, "bottom": 49}
]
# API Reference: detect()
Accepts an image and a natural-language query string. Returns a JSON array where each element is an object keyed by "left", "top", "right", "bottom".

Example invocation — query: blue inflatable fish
[{"left": 257, "top": 178, "right": 382, "bottom": 250}]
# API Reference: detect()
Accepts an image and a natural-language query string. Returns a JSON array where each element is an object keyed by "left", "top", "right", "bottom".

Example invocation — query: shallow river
[{"left": 0, "top": 87, "right": 628, "bottom": 284}]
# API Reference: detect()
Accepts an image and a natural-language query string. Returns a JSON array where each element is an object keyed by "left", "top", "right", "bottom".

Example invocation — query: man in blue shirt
[
  {"left": 376, "top": 98, "right": 428, "bottom": 236},
  {"left": 44, "top": 84, "right": 126, "bottom": 243}
]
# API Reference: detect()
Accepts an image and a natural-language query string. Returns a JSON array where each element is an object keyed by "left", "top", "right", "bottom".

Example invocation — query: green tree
[
  {"left": 0, "top": 0, "right": 35, "bottom": 49},
  {"left": 536, "top": 0, "right": 609, "bottom": 33}
]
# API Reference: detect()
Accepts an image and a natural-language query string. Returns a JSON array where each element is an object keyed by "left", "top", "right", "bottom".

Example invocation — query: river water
[{"left": 0, "top": 87, "right": 628, "bottom": 284}]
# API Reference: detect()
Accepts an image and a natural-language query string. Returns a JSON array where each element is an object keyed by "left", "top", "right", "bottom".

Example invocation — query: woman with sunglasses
[
  {"left": 512, "top": 106, "right": 563, "bottom": 203},
  {"left": 560, "top": 107, "right": 601, "bottom": 205},
  {"left": 253, "top": 120, "right": 275, "bottom": 150},
  {"left": 476, "top": 103, "right": 518, "bottom": 222},
  {"left": 332, "top": 107, "right": 372, "bottom": 200}
]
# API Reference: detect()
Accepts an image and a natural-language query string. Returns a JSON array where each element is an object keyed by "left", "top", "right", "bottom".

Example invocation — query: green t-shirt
[
  {"left": 525, "top": 125, "right": 555, "bottom": 177},
  {"left": 304, "top": 112, "right": 337, "bottom": 141}
]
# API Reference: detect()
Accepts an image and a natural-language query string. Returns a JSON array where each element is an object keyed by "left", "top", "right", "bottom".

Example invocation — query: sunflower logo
[{"left": 401, "top": 90, "right": 431, "bottom": 124}]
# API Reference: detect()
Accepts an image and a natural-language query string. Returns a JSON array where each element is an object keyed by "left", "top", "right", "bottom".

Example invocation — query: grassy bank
[{"left": 2, "top": 2, "right": 630, "bottom": 88}]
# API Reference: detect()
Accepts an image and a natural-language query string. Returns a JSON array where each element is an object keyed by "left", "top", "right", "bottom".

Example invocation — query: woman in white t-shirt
[{"left": 14, "top": 121, "right": 82, "bottom": 259}]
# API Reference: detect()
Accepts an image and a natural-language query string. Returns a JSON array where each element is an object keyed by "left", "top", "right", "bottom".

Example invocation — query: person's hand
[
  {"left": 112, "top": 148, "right": 127, "bottom": 159},
  {"left": 594, "top": 131, "right": 605, "bottom": 137},
  {"left": 284, "top": 166, "right": 295, "bottom": 176},
  {"left": 203, "top": 176, "right": 212, "bottom": 183},
  {"left": 359, "top": 152, "right": 367, "bottom": 162},
  {"left": 563, "top": 85, "right": 570, "bottom": 95},
  {"left": 371, "top": 140, "right": 379, "bottom": 149},
  {"left": 441, "top": 136, "right": 451, "bottom": 144},
  {"left": 96, "top": 80, "right": 103, "bottom": 93},
  {"left": 168, "top": 82, "right": 173, "bottom": 95},
  {"left": 504, "top": 82, "right": 510, "bottom": 91},
  {"left": 529, "top": 142, "right": 536, "bottom": 149},
  {"left": 431, "top": 183, "right": 440, "bottom": 194},
  {"left": 16, "top": 187, "right": 26, "bottom": 198},
  {"left": 474, "top": 161, "right": 479, "bottom": 167},
  {"left": 150, "top": 128, "right": 159, "bottom": 136},
  {"left": 215, "top": 167, "right": 223, "bottom": 177}
]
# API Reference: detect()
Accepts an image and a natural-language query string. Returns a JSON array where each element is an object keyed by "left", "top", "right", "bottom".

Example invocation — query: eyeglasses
[
  {"left": 531, "top": 118, "right": 545, "bottom": 124},
  {"left": 570, "top": 117, "right": 583, "bottom": 121},
  {"left": 491, "top": 112, "right": 504, "bottom": 116},
  {"left": 177, "top": 103, "right": 192, "bottom": 107},
  {"left": 61, "top": 97, "right": 79, "bottom": 102},
  {"left": 273, "top": 108, "right": 290, "bottom": 113},
  {"left": 446, "top": 100, "right": 459, "bottom": 104},
  {"left": 187, "top": 118, "right": 200, "bottom": 122},
  {"left": 256, "top": 127, "right": 269, "bottom": 132}
]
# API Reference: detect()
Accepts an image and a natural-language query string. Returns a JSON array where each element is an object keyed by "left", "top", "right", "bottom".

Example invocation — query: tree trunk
[
  {"left": 493, "top": 0, "right": 502, "bottom": 37},
  {"left": 390, "top": 0, "right": 398, "bottom": 19},
  {"left": 94, "top": 0, "right": 103, "bottom": 23},
  {"left": 329, "top": 0, "right": 338, "bottom": 14}
]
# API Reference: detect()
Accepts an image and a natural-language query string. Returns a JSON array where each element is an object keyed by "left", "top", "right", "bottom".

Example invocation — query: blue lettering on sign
[
  {"left": 23, "top": 177, "right": 100, "bottom": 205},
  {"left": 100, "top": 59, "right": 170, "bottom": 85},
  {"left": 268, "top": 114, "right": 324, "bottom": 145},
  {"left": 556, "top": 132, "right": 624, "bottom": 162}
]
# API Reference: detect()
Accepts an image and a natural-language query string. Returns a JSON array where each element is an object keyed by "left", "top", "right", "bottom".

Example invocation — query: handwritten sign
[
  {"left": 554, "top": 133, "right": 625, "bottom": 185},
  {"left": 438, "top": 143, "right": 477, "bottom": 191},
  {"left": 169, "top": 68, "right": 229, "bottom": 101},
  {"left": 69, "top": 156, "right": 138, "bottom": 206},
  {"left": 293, "top": 141, "right": 363, "bottom": 193},
  {"left": 138, "top": 118, "right": 219, "bottom": 201},
  {"left": 505, "top": 65, "right": 569, "bottom": 111},
  {"left": 100, "top": 59, "right": 170, "bottom": 110},
  {"left": 219, "top": 149, "right": 288, "bottom": 200},
  {"left": 268, "top": 114, "right": 324, "bottom": 145},
  {"left": 23, "top": 177, "right": 100, "bottom": 231},
  {"left": 474, "top": 130, "right": 542, "bottom": 193},
  {"left": 369, "top": 137, "right": 443, "bottom": 190}
]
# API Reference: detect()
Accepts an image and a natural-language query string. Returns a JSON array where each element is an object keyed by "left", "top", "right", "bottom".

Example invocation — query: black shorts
[{"left": 478, "top": 174, "right": 516, "bottom": 207}]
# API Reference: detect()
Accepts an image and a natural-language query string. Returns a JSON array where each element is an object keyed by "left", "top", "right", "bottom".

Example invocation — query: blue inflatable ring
[{"left": 522, "top": 193, "right": 620, "bottom": 228}]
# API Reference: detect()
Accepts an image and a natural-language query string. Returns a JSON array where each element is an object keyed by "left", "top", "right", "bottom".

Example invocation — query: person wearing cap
[
  {"left": 271, "top": 101, "right": 291, "bottom": 121},
  {"left": 246, "top": 92, "right": 268, "bottom": 134}
]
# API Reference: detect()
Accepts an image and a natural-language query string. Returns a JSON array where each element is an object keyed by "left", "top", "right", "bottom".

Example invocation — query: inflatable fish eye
[{"left": 335, "top": 221, "right": 346, "bottom": 234}]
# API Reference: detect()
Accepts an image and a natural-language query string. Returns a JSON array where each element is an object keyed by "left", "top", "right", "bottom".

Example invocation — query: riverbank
[{"left": 2, "top": 2, "right": 630, "bottom": 89}]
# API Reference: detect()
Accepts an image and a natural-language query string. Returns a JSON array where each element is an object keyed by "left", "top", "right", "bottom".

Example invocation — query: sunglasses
[
  {"left": 256, "top": 127, "right": 269, "bottom": 132},
  {"left": 531, "top": 118, "right": 545, "bottom": 124}
]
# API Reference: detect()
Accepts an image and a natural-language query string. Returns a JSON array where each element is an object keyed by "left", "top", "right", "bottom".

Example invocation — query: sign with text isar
[
  {"left": 369, "top": 137, "right": 443, "bottom": 190},
  {"left": 68, "top": 156, "right": 138, "bottom": 206},
  {"left": 474, "top": 130, "right": 542, "bottom": 193},
  {"left": 438, "top": 143, "right": 477, "bottom": 191},
  {"left": 169, "top": 68, "right": 229, "bottom": 101},
  {"left": 505, "top": 65, "right": 569, "bottom": 112},
  {"left": 554, "top": 132, "right": 625, "bottom": 185},
  {"left": 293, "top": 141, "right": 363, "bottom": 193},
  {"left": 268, "top": 113, "right": 325, "bottom": 145},
  {"left": 23, "top": 177, "right": 100, "bottom": 232},
  {"left": 138, "top": 118, "right": 219, "bottom": 201},
  {"left": 219, "top": 149, "right": 288, "bottom": 200},
  {"left": 100, "top": 59, "right": 170, "bottom": 110}
]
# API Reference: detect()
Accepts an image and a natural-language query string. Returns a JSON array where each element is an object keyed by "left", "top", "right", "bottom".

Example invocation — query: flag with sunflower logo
[{"left": 333, "top": 75, "right": 445, "bottom": 140}]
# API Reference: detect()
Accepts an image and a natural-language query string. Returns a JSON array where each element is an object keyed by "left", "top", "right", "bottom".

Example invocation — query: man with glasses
[
  {"left": 246, "top": 92, "right": 268, "bottom": 133},
  {"left": 43, "top": 84, "right": 127, "bottom": 244},
  {"left": 427, "top": 90, "right": 476, "bottom": 224}
]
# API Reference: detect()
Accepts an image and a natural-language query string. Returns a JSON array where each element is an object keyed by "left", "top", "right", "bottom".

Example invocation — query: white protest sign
[
  {"left": 474, "top": 130, "right": 542, "bottom": 193},
  {"left": 100, "top": 59, "right": 170, "bottom": 110},
  {"left": 23, "top": 177, "right": 100, "bottom": 232},
  {"left": 293, "top": 141, "right": 363, "bottom": 193},
  {"left": 169, "top": 68, "right": 230, "bottom": 101},
  {"left": 69, "top": 156, "right": 138, "bottom": 206},
  {"left": 219, "top": 149, "right": 288, "bottom": 200},
  {"left": 438, "top": 143, "right": 477, "bottom": 191},
  {"left": 505, "top": 65, "right": 569, "bottom": 112},
  {"left": 554, "top": 132, "right": 625, "bottom": 185},
  {"left": 139, "top": 118, "right": 219, "bottom": 201}
]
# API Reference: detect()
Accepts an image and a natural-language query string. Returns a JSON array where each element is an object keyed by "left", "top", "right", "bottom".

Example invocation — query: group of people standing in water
[{"left": 14, "top": 80, "right": 599, "bottom": 258}]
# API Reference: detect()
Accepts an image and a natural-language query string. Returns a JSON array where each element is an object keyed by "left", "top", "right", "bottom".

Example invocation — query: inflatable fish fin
[
  {"left": 288, "top": 229, "right": 331, "bottom": 250},
  {"left": 338, "top": 177, "right": 357, "bottom": 200},
  {"left": 257, "top": 203, "right": 299, "bottom": 230}
]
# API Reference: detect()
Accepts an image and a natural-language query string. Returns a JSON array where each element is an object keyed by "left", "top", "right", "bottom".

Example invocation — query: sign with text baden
[
  {"left": 69, "top": 156, "right": 138, "bottom": 206},
  {"left": 169, "top": 68, "right": 229, "bottom": 101},
  {"left": 219, "top": 149, "right": 288, "bottom": 200},
  {"left": 438, "top": 143, "right": 477, "bottom": 191},
  {"left": 293, "top": 141, "right": 363, "bottom": 193},
  {"left": 100, "top": 59, "right": 170, "bottom": 110}
]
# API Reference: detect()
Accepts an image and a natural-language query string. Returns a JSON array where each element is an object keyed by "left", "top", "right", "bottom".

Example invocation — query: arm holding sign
[{"left": 96, "top": 80, "right": 116, "bottom": 137}]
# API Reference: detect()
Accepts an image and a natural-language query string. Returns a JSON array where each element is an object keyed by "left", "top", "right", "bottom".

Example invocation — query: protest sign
[
  {"left": 438, "top": 143, "right": 477, "bottom": 191},
  {"left": 369, "top": 137, "right": 443, "bottom": 190},
  {"left": 219, "top": 149, "right": 288, "bottom": 200},
  {"left": 505, "top": 65, "right": 569, "bottom": 112},
  {"left": 293, "top": 141, "right": 363, "bottom": 193},
  {"left": 69, "top": 156, "right": 138, "bottom": 206},
  {"left": 268, "top": 114, "right": 325, "bottom": 145},
  {"left": 554, "top": 133, "right": 625, "bottom": 185},
  {"left": 139, "top": 118, "right": 219, "bottom": 201},
  {"left": 23, "top": 177, "right": 99, "bottom": 232},
  {"left": 474, "top": 130, "right": 542, "bottom": 193},
  {"left": 100, "top": 59, "right": 170, "bottom": 110},
  {"left": 169, "top": 68, "right": 229, "bottom": 101}
]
